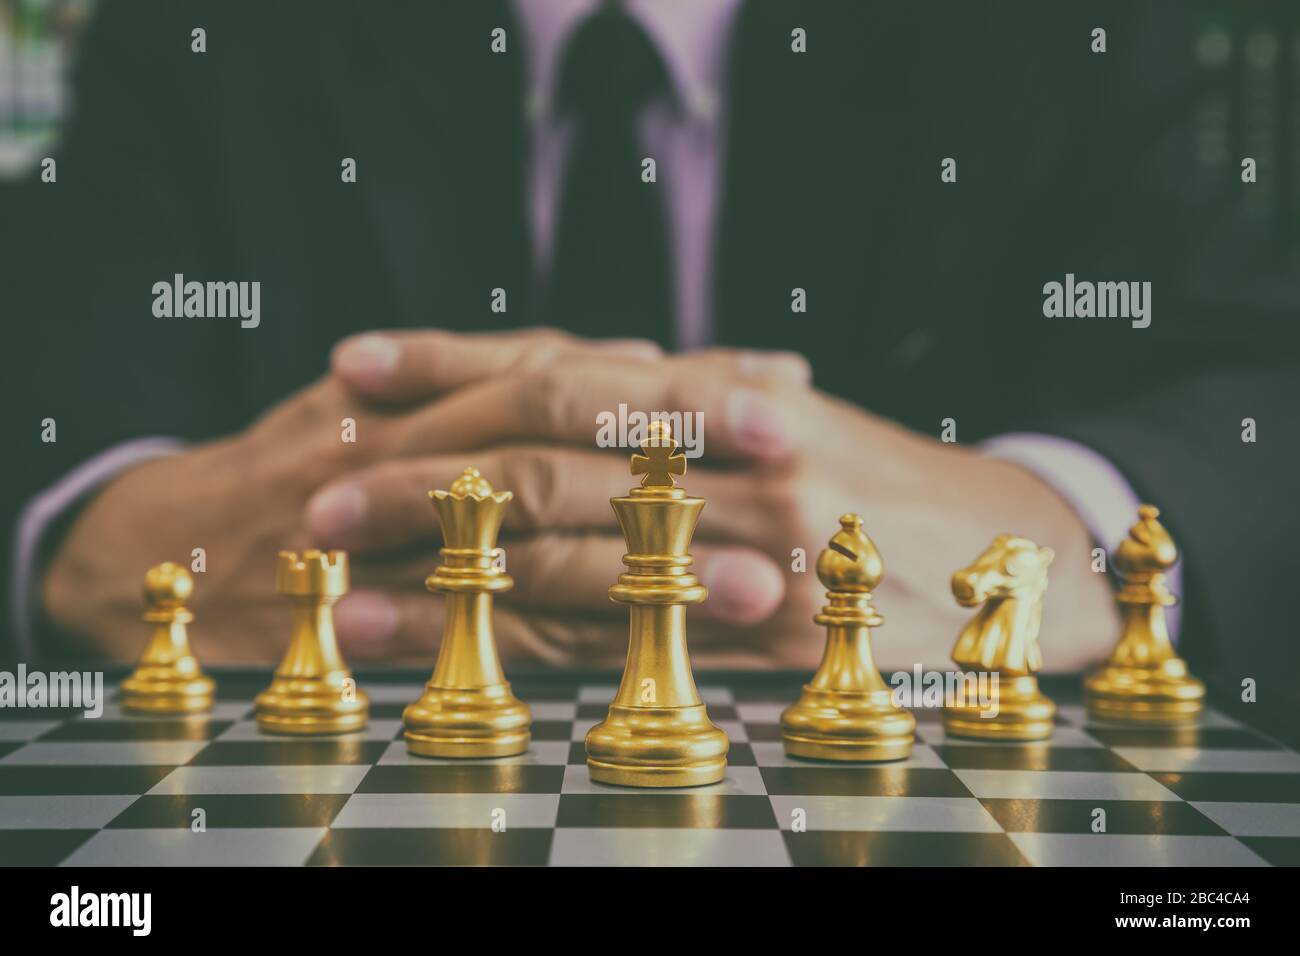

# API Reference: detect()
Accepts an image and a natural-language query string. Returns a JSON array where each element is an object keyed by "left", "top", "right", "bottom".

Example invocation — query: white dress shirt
[{"left": 513, "top": 0, "right": 743, "bottom": 350}]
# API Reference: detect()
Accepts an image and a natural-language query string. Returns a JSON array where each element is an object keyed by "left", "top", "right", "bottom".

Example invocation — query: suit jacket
[{"left": 6, "top": 0, "right": 1299, "bottom": 720}]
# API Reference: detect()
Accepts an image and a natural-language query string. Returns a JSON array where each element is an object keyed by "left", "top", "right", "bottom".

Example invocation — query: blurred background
[
  {"left": 2, "top": 2, "right": 1299, "bottom": 724},
  {"left": 0, "top": 0, "right": 94, "bottom": 176}
]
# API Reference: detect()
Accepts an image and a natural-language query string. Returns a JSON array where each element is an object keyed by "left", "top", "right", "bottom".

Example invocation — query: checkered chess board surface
[{"left": 1, "top": 673, "right": 1297, "bottom": 866}]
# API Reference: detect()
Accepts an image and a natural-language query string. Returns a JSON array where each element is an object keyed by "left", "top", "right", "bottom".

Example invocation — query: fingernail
[
  {"left": 334, "top": 592, "right": 399, "bottom": 646},
  {"left": 739, "top": 350, "right": 811, "bottom": 385},
  {"left": 305, "top": 482, "right": 368, "bottom": 541},
  {"left": 335, "top": 335, "right": 401, "bottom": 387},
  {"left": 701, "top": 552, "right": 784, "bottom": 624},
  {"left": 726, "top": 388, "right": 791, "bottom": 457}
]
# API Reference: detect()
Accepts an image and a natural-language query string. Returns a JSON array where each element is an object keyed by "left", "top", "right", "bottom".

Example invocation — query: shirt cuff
[
  {"left": 979, "top": 432, "right": 1182, "bottom": 642},
  {"left": 10, "top": 437, "right": 187, "bottom": 661}
]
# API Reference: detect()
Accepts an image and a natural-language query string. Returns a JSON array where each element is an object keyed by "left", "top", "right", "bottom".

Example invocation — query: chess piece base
[
  {"left": 586, "top": 703, "right": 728, "bottom": 788},
  {"left": 403, "top": 683, "right": 531, "bottom": 758},
  {"left": 254, "top": 677, "right": 369, "bottom": 736},
  {"left": 944, "top": 675, "right": 1056, "bottom": 741},
  {"left": 781, "top": 688, "right": 915, "bottom": 762},
  {"left": 1084, "top": 663, "right": 1205, "bottom": 725},
  {"left": 120, "top": 670, "right": 214, "bottom": 715}
]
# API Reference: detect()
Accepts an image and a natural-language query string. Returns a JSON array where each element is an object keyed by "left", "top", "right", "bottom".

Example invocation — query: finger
[
  {"left": 344, "top": 535, "right": 786, "bottom": 626},
  {"left": 332, "top": 328, "right": 662, "bottom": 404},
  {"left": 693, "top": 545, "right": 787, "bottom": 624},
  {"left": 508, "top": 536, "right": 785, "bottom": 625},
  {"left": 677, "top": 348, "right": 812, "bottom": 389},
  {"left": 305, "top": 446, "right": 635, "bottom": 551},
  {"left": 391, "top": 354, "right": 800, "bottom": 463},
  {"left": 305, "top": 447, "right": 809, "bottom": 556},
  {"left": 332, "top": 589, "right": 407, "bottom": 661}
]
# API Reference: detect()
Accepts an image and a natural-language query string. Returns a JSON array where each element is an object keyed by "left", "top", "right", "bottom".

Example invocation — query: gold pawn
[
  {"left": 1085, "top": 505, "right": 1205, "bottom": 724},
  {"left": 943, "top": 534, "right": 1057, "bottom": 741},
  {"left": 120, "top": 562, "right": 215, "bottom": 714},
  {"left": 586, "top": 420, "right": 728, "bottom": 787},
  {"left": 403, "top": 467, "right": 531, "bottom": 758},
  {"left": 254, "top": 549, "right": 369, "bottom": 735},
  {"left": 781, "top": 515, "right": 915, "bottom": 761}
]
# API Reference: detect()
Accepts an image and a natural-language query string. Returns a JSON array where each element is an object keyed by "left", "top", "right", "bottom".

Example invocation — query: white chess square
[
  {"left": 60, "top": 827, "right": 328, "bottom": 866},
  {"left": 768, "top": 795, "right": 1003, "bottom": 832},
  {"left": 1008, "top": 832, "right": 1268, "bottom": 867},
  {"left": 148, "top": 764, "right": 370, "bottom": 795},
  {"left": 953, "top": 769, "right": 1181, "bottom": 801},
  {"left": 549, "top": 828, "right": 791, "bottom": 866},
  {"left": 332, "top": 792, "right": 559, "bottom": 828}
]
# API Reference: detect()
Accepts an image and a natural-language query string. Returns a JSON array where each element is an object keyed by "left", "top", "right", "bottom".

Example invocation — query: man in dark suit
[{"left": 7, "top": 1, "right": 1298, "bottom": 719}]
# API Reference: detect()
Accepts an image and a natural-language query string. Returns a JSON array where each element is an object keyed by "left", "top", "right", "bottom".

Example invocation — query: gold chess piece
[
  {"left": 781, "top": 515, "right": 915, "bottom": 761},
  {"left": 943, "top": 535, "right": 1056, "bottom": 741},
  {"left": 254, "top": 550, "right": 369, "bottom": 735},
  {"left": 403, "top": 467, "right": 531, "bottom": 758},
  {"left": 586, "top": 421, "right": 728, "bottom": 787},
  {"left": 120, "top": 562, "right": 215, "bottom": 714},
  {"left": 1085, "top": 505, "right": 1205, "bottom": 724}
]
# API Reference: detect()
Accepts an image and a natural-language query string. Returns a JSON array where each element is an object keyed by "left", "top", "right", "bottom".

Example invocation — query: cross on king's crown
[{"left": 631, "top": 420, "right": 686, "bottom": 487}]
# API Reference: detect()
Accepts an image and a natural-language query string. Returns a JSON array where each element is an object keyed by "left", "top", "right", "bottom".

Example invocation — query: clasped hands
[{"left": 45, "top": 328, "right": 1115, "bottom": 671}]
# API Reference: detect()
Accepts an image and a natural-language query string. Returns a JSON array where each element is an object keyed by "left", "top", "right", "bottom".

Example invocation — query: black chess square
[
  {"left": 106, "top": 794, "right": 351, "bottom": 829},
  {"left": 761, "top": 766, "right": 971, "bottom": 798},
  {"left": 190, "top": 740, "right": 389, "bottom": 766},
  {"left": 783, "top": 831, "right": 1030, "bottom": 866},
  {"left": 357, "top": 764, "right": 564, "bottom": 795},
  {"left": 307, "top": 828, "right": 553, "bottom": 866},
  {"left": 0, "top": 766, "right": 175, "bottom": 796},
  {"left": 979, "top": 798, "right": 1228, "bottom": 835},
  {"left": 933, "top": 744, "right": 1137, "bottom": 773},
  {"left": 1151, "top": 772, "right": 1300, "bottom": 804},
  {"left": 556, "top": 794, "right": 777, "bottom": 829},
  {"left": 43, "top": 719, "right": 232, "bottom": 742},
  {"left": 0, "top": 829, "right": 98, "bottom": 866}
]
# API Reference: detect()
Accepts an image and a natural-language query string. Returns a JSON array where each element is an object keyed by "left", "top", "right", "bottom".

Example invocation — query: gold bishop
[
  {"left": 781, "top": 515, "right": 915, "bottom": 761},
  {"left": 1085, "top": 505, "right": 1204, "bottom": 724}
]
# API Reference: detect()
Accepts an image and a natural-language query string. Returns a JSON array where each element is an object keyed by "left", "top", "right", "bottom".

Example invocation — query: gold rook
[{"left": 254, "top": 549, "right": 369, "bottom": 735}]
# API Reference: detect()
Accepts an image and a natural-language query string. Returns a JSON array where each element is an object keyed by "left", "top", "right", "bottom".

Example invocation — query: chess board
[{"left": 2, "top": 671, "right": 1297, "bottom": 867}]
